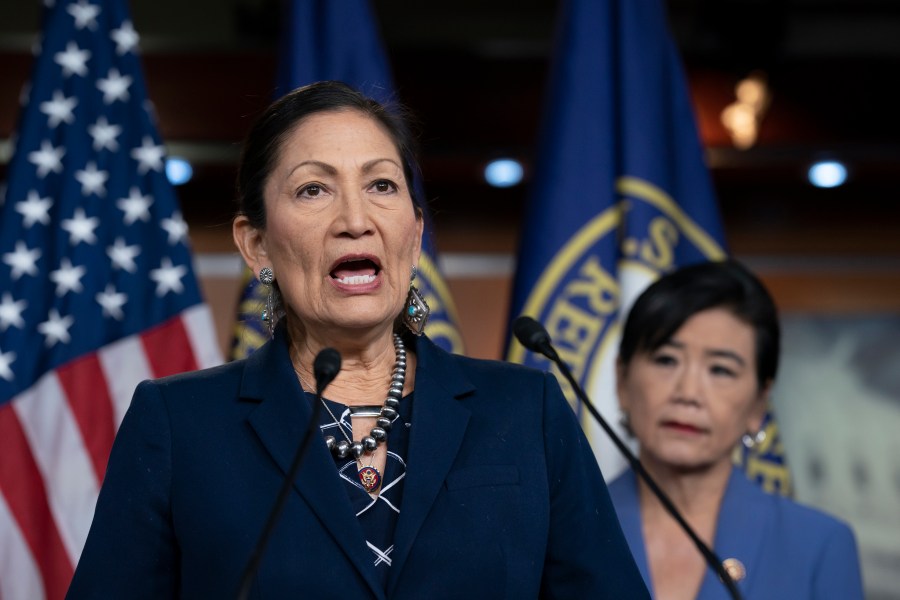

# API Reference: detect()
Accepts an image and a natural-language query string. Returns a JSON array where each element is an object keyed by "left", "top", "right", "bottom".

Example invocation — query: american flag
[{"left": 0, "top": 1, "right": 222, "bottom": 598}]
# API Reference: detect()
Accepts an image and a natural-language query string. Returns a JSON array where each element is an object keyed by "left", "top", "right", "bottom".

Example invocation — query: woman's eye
[
  {"left": 710, "top": 364, "right": 737, "bottom": 377},
  {"left": 370, "top": 179, "right": 397, "bottom": 193},
  {"left": 297, "top": 184, "right": 323, "bottom": 198},
  {"left": 651, "top": 354, "right": 677, "bottom": 367}
]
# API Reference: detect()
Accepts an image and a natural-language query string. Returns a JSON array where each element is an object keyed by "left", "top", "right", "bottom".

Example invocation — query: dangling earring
[
  {"left": 258, "top": 266, "right": 275, "bottom": 336},
  {"left": 402, "top": 264, "right": 430, "bottom": 336},
  {"left": 619, "top": 412, "right": 634, "bottom": 437},
  {"left": 742, "top": 429, "right": 767, "bottom": 449}
]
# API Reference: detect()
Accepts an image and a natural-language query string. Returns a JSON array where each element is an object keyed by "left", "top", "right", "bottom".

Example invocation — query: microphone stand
[
  {"left": 235, "top": 348, "right": 341, "bottom": 600},
  {"left": 513, "top": 317, "right": 743, "bottom": 600}
]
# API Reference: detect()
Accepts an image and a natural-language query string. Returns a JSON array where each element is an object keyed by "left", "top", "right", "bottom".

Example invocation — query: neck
[
  {"left": 637, "top": 454, "right": 733, "bottom": 530},
  {"left": 287, "top": 321, "right": 413, "bottom": 405}
]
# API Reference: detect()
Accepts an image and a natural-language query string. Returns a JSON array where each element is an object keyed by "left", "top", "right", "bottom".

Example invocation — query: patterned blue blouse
[{"left": 314, "top": 393, "right": 413, "bottom": 588}]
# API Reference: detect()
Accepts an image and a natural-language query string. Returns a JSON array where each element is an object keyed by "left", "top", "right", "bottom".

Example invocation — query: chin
[
  {"left": 656, "top": 452, "right": 730, "bottom": 476},
  {"left": 329, "top": 310, "right": 400, "bottom": 333}
]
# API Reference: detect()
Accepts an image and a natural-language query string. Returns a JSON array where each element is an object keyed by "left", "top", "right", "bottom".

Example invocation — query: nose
[
  {"left": 333, "top": 191, "right": 374, "bottom": 238},
  {"left": 673, "top": 363, "right": 702, "bottom": 405}
]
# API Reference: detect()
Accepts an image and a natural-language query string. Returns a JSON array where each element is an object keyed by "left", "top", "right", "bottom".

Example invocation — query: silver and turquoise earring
[
  {"left": 402, "top": 264, "right": 430, "bottom": 336},
  {"left": 258, "top": 266, "right": 275, "bottom": 336}
]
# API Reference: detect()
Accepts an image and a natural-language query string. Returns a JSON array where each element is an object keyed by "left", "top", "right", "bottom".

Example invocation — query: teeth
[{"left": 336, "top": 274, "right": 376, "bottom": 285}]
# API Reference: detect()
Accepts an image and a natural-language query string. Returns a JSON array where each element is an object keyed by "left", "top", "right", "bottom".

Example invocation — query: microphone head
[
  {"left": 513, "top": 316, "right": 552, "bottom": 357},
  {"left": 313, "top": 347, "right": 341, "bottom": 394}
]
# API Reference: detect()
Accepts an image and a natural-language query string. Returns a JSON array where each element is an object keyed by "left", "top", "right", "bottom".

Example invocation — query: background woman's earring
[
  {"left": 742, "top": 429, "right": 767, "bottom": 449},
  {"left": 403, "top": 265, "right": 430, "bottom": 336},
  {"left": 619, "top": 412, "right": 634, "bottom": 437},
  {"left": 258, "top": 267, "right": 275, "bottom": 336}
]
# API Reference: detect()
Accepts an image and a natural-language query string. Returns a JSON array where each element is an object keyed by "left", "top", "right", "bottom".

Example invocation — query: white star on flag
[
  {"left": 40, "top": 89, "right": 78, "bottom": 128},
  {"left": 87, "top": 116, "right": 121, "bottom": 151},
  {"left": 0, "top": 347, "right": 15, "bottom": 381},
  {"left": 161, "top": 211, "right": 188, "bottom": 245},
  {"left": 27, "top": 140, "right": 65, "bottom": 178},
  {"left": 37, "top": 309, "right": 74, "bottom": 347},
  {"left": 106, "top": 237, "right": 140, "bottom": 272},
  {"left": 96, "top": 284, "right": 128, "bottom": 320},
  {"left": 74, "top": 160, "right": 109, "bottom": 196},
  {"left": 15, "top": 190, "right": 54, "bottom": 228},
  {"left": 130, "top": 136, "right": 165, "bottom": 174},
  {"left": 53, "top": 41, "right": 91, "bottom": 77},
  {"left": 61, "top": 207, "right": 100, "bottom": 245},
  {"left": 67, "top": 0, "right": 101, "bottom": 31},
  {"left": 97, "top": 67, "right": 132, "bottom": 104},
  {"left": 3, "top": 240, "right": 41, "bottom": 280},
  {"left": 110, "top": 20, "right": 139, "bottom": 55},
  {"left": 50, "top": 257, "right": 86, "bottom": 296},
  {"left": 150, "top": 257, "right": 187, "bottom": 296},
  {"left": 117, "top": 186, "right": 153, "bottom": 224},
  {"left": 0, "top": 293, "right": 27, "bottom": 331}
]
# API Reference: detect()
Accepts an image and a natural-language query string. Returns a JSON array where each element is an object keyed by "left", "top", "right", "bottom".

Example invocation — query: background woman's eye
[
  {"left": 652, "top": 354, "right": 677, "bottom": 367},
  {"left": 711, "top": 365, "right": 737, "bottom": 377}
]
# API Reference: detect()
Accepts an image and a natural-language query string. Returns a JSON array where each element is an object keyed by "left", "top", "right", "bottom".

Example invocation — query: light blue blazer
[
  {"left": 67, "top": 327, "right": 649, "bottom": 599},
  {"left": 609, "top": 467, "right": 864, "bottom": 600}
]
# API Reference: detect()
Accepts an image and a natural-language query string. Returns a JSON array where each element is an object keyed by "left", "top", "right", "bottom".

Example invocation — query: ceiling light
[
  {"left": 165, "top": 157, "right": 193, "bottom": 186},
  {"left": 484, "top": 158, "right": 523, "bottom": 188},
  {"left": 808, "top": 160, "right": 847, "bottom": 188}
]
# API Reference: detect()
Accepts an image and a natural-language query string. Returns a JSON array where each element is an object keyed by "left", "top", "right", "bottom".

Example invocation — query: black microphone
[
  {"left": 313, "top": 347, "right": 341, "bottom": 395},
  {"left": 236, "top": 347, "right": 342, "bottom": 600},
  {"left": 513, "top": 316, "right": 743, "bottom": 600}
]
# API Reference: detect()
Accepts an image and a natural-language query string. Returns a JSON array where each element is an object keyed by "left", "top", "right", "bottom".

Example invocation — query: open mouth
[{"left": 330, "top": 258, "right": 380, "bottom": 285}]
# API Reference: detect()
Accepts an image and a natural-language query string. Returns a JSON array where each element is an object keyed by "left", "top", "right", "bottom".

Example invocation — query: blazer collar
[
  {"left": 386, "top": 334, "right": 474, "bottom": 595},
  {"left": 699, "top": 467, "right": 770, "bottom": 598},
  {"left": 615, "top": 467, "right": 768, "bottom": 599},
  {"left": 240, "top": 325, "right": 384, "bottom": 598},
  {"left": 240, "top": 329, "right": 476, "bottom": 598},
  {"left": 613, "top": 471, "right": 654, "bottom": 593}
]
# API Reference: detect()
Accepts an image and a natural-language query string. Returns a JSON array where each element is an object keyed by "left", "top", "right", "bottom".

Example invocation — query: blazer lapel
[
  {"left": 387, "top": 336, "right": 474, "bottom": 594},
  {"left": 614, "top": 471, "right": 654, "bottom": 594},
  {"left": 697, "top": 468, "right": 769, "bottom": 599},
  {"left": 241, "top": 329, "right": 385, "bottom": 599}
]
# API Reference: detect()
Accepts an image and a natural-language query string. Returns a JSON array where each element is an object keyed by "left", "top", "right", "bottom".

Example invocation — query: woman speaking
[{"left": 67, "top": 81, "right": 648, "bottom": 599}]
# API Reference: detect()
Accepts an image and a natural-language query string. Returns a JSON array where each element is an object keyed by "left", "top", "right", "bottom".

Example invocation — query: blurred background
[
  {"left": 1, "top": 0, "right": 898, "bottom": 597},
  {"left": 3, "top": 0, "right": 899, "bottom": 357}
]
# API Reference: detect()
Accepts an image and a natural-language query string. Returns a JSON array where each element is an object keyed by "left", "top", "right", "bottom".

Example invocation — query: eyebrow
[
  {"left": 287, "top": 157, "right": 402, "bottom": 178},
  {"left": 662, "top": 340, "right": 747, "bottom": 366}
]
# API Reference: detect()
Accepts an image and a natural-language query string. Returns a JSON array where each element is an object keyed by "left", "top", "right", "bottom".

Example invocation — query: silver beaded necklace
[{"left": 296, "top": 333, "right": 406, "bottom": 494}]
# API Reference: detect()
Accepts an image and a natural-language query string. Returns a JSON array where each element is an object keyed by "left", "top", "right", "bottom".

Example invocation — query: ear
[
  {"left": 412, "top": 209, "right": 425, "bottom": 265},
  {"left": 233, "top": 215, "right": 268, "bottom": 274},
  {"left": 746, "top": 378, "right": 773, "bottom": 435}
]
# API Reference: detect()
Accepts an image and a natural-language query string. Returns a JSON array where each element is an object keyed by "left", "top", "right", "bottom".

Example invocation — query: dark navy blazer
[
  {"left": 609, "top": 468, "right": 864, "bottom": 600},
  {"left": 67, "top": 328, "right": 649, "bottom": 599}
]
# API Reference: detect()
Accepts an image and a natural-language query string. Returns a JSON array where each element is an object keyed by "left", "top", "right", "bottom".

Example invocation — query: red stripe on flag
[
  {"left": 0, "top": 404, "right": 74, "bottom": 600},
  {"left": 56, "top": 354, "right": 117, "bottom": 484},
  {"left": 141, "top": 315, "right": 199, "bottom": 378}
]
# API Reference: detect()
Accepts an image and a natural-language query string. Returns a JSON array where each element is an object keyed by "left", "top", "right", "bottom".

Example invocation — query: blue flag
[
  {"left": 506, "top": 0, "right": 789, "bottom": 492},
  {"left": 230, "top": 0, "right": 464, "bottom": 359},
  {"left": 0, "top": 1, "right": 221, "bottom": 596}
]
